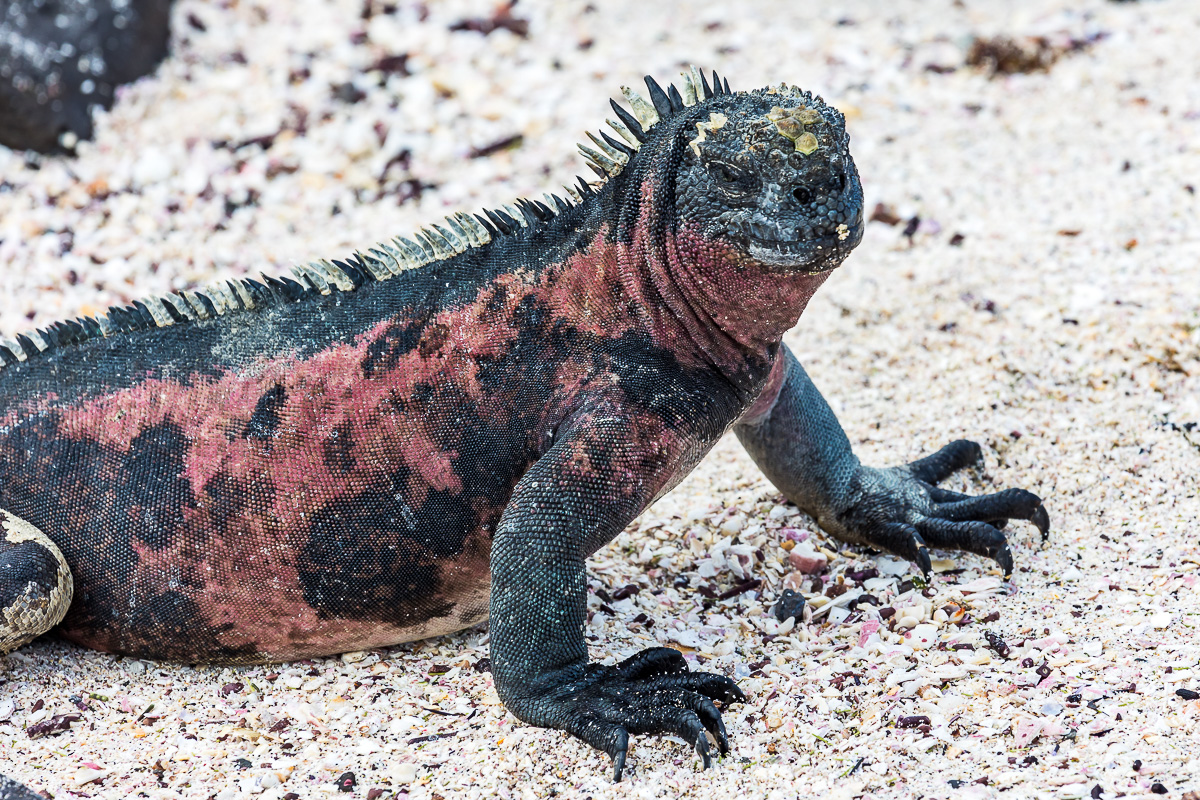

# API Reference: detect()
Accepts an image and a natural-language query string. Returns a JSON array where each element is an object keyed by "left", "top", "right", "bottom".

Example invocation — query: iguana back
[{"left": 0, "top": 183, "right": 703, "bottom": 661}]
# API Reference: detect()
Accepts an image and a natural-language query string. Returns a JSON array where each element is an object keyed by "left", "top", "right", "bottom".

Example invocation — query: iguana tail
[
  {"left": 0, "top": 511, "right": 72, "bottom": 797},
  {"left": 1, "top": 510, "right": 73, "bottom": 655}
]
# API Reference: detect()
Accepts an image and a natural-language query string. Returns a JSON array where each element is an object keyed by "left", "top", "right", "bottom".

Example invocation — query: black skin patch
[
  {"left": 243, "top": 383, "right": 287, "bottom": 440},
  {"left": 606, "top": 330, "right": 755, "bottom": 428},
  {"left": 322, "top": 422, "right": 358, "bottom": 476},
  {"left": 0, "top": 416, "right": 198, "bottom": 639},
  {"left": 122, "top": 422, "right": 195, "bottom": 550},
  {"left": 0, "top": 416, "right": 125, "bottom": 616},
  {"left": 296, "top": 483, "right": 465, "bottom": 622},
  {"left": 194, "top": 472, "right": 263, "bottom": 562},
  {"left": 450, "top": 418, "right": 540, "bottom": 507},
  {"left": 418, "top": 323, "right": 450, "bottom": 358},
  {"left": 118, "top": 589, "right": 257, "bottom": 662},
  {"left": 412, "top": 382, "right": 435, "bottom": 404},
  {"left": 361, "top": 319, "right": 424, "bottom": 378}
]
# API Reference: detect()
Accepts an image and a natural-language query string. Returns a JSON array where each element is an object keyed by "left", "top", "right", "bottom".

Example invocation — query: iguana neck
[{"left": 618, "top": 174, "right": 830, "bottom": 392}]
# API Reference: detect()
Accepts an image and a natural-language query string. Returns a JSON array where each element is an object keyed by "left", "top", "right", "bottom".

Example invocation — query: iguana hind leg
[{"left": 0, "top": 510, "right": 73, "bottom": 655}]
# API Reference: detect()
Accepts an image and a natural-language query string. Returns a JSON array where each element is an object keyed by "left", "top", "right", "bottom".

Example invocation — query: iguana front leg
[
  {"left": 490, "top": 409, "right": 743, "bottom": 781},
  {"left": 735, "top": 346, "right": 1049, "bottom": 583}
]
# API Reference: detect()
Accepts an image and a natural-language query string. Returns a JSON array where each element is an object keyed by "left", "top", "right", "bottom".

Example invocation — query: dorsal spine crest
[{"left": 0, "top": 67, "right": 740, "bottom": 371}]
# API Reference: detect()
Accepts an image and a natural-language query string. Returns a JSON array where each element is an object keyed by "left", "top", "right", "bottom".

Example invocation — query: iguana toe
[
  {"left": 875, "top": 521, "right": 932, "bottom": 575},
  {"left": 916, "top": 518, "right": 1012, "bottom": 577}
]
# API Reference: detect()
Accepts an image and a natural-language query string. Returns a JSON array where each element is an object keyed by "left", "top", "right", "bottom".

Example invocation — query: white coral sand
[{"left": 1, "top": 1, "right": 1198, "bottom": 797}]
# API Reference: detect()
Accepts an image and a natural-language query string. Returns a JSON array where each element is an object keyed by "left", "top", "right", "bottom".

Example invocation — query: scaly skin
[{"left": 0, "top": 71, "right": 1049, "bottom": 785}]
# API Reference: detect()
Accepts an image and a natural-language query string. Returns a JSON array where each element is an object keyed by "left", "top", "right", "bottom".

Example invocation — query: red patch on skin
[
  {"left": 667, "top": 223, "right": 830, "bottom": 348},
  {"left": 537, "top": 225, "right": 643, "bottom": 341}
]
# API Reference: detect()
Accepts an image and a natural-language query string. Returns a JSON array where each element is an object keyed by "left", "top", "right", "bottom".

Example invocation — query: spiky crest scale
[
  {"left": 0, "top": 67, "right": 737, "bottom": 371},
  {"left": 644, "top": 76, "right": 673, "bottom": 119}
]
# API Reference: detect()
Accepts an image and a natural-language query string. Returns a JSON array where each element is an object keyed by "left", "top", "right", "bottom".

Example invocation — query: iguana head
[
  {"left": 584, "top": 69, "right": 864, "bottom": 277},
  {"left": 574, "top": 70, "right": 864, "bottom": 364},
  {"left": 674, "top": 86, "right": 864, "bottom": 273}
]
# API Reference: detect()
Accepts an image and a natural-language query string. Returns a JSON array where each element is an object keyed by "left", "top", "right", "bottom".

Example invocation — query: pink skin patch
[{"left": 738, "top": 355, "right": 787, "bottom": 425}]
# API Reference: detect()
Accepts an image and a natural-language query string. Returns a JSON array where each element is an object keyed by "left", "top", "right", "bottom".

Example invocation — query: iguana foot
[
  {"left": 518, "top": 647, "right": 745, "bottom": 781},
  {"left": 833, "top": 440, "right": 1049, "bottom": 578}
]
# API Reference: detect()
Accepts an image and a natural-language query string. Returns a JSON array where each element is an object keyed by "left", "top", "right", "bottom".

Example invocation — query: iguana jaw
[{"left": 745, "top": 221, "right": 864, "bottom": 271}]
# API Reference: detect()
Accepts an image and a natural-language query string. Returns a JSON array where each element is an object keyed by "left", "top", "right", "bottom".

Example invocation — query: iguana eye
[{"left": 711, "top": 162, "right": 757, "bottom": 194}]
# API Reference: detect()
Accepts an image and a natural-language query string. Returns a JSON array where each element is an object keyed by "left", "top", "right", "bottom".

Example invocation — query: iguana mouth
[{"left": 745, "top": 227, "right": 859, "bottom": 269}]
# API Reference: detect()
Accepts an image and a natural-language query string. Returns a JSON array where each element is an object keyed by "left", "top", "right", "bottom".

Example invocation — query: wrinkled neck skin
[{"left": 617, "top": 174, "right": 832, "bottom": 396}]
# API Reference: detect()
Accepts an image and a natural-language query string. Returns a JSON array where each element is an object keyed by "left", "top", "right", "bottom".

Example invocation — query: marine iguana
[{"left": 0, "top": 68, "right": 1049, "bottom": 787}]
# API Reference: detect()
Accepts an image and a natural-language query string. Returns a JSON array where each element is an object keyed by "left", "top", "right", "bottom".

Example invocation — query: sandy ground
[{"left": 1, "top": 0, "right": 1199, "bottom": 797}]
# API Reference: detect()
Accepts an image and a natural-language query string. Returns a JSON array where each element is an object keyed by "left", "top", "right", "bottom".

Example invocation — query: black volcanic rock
[{"left": 0, "top": 0, "right": 173, "bottom": 153}]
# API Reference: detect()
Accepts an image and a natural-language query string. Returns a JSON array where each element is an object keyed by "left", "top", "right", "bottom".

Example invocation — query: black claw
[
  {"left": 916, "top": 543, "right": 932, "bottom": 576},
  {"left": 612, "top": 747, "right": 626, "bottom": 782},
  {"left": 996, "top": 545, "right": 1014, "bottom": 579},
  {"left": 610, "top": 726, "right": 629, "bottom": 782},
  {"left": 696, "top": 733, "right": 713, "bottom": 769},
  {"left": 688, "top": 694, "right": 729, "bottom": 754},
  {"left": 879, "top": 522, "right": 931, "bottom": 573},
  {"left": 1032, "top": 504, "right": 1050, "bottom": 541}
]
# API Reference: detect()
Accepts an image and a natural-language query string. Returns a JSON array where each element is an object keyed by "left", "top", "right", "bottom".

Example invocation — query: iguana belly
[{"left": 17, "top": 384, "right": 513, "bottom": 662}]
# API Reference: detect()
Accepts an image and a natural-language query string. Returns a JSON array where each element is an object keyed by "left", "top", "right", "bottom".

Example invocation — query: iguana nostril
[{"left": 792, "top": 186, "right": 813, "bottom": 204}]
